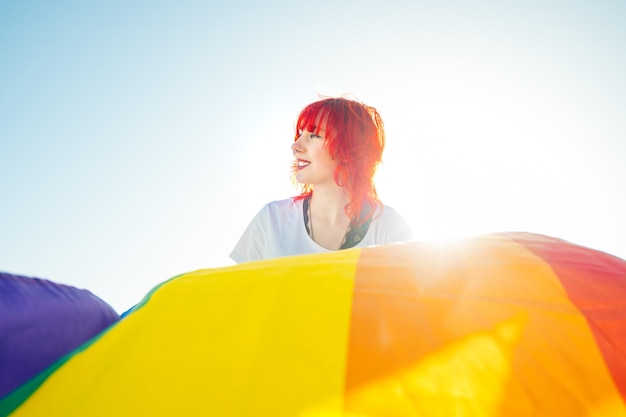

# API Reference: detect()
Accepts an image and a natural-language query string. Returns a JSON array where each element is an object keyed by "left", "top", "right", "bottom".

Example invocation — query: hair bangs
[{"left": 295, "top": 102, "right": 333, "bottom": 140}]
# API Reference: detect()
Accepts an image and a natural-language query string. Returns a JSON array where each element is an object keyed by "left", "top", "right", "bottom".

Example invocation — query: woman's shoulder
[
  {"left": 262, "top": 197, "right": 301, "bottom": 212},
  {"left": 372, "top": 204, "right": 413, "bottom": 240},
  {"left": 254, "top": 198, "right": 304, "bottom": 224},
  {"left": 375, "top": 203, "right": 405, "bottom": 220}
]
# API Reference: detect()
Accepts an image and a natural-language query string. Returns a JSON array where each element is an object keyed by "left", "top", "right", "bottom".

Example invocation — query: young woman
[{"left": 230, "top": 97, "right": 411, "bottom": 263}]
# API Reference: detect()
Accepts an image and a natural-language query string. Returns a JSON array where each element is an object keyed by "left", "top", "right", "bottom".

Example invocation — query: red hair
[{"left": 293, "top": 97, "right": 385, "bottom": 224}]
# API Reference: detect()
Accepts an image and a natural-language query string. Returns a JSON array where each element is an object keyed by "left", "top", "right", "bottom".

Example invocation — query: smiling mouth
[{"left": 297, "top": 160, "right": 310, "bottom": 170}]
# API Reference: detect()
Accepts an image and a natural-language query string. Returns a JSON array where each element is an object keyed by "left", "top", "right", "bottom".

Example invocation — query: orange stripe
[{"left": 344, "top": 236, "right": 626, "bottom": 416}]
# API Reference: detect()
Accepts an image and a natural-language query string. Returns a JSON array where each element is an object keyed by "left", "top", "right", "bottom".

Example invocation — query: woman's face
[{"left": 291, "top": 127, "right": 339, "bottom": 187}]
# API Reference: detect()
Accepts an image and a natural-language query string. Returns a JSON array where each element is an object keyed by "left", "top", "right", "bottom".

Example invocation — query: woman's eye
[{"left": 310, "top": 133, "right": 323, "bottom": 139}]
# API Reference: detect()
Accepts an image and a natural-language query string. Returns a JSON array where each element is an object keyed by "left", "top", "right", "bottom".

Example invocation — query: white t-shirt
[{"left": 230, "top": 198, "right": 412, "bottom": 263}]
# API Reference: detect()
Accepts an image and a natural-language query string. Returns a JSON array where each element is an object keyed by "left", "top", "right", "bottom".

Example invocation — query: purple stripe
[{"left": 0, "top": 272, "right": 119, "bottom": 398}]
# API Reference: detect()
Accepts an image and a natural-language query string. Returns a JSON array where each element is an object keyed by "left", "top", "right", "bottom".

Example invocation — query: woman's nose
[{"left": 292, "top": 138, "right": 304, "bottom": 154}]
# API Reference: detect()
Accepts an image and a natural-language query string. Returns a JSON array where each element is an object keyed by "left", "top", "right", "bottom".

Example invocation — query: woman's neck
[{"left": 309, "top": 185, "right": 351, "bottom": 227}]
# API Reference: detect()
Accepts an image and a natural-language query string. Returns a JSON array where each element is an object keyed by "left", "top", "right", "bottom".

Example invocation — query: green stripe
[{"left": 0, "top": 324, "right": 109, "bottom": 416}]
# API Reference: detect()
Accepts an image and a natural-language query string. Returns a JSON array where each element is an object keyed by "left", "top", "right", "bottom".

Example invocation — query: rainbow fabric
[{"left": 1, "top": 232, "right": 625, "bottom": 416}]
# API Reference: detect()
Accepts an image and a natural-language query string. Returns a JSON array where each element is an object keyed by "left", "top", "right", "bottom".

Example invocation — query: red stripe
[{"left": 511, "top": 232, "right": 626, "bottom": 396}]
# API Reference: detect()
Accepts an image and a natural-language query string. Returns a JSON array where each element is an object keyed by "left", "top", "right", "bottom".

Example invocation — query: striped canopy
[{"left": 1, "top": 232, "right": 625, "bottom": 416}]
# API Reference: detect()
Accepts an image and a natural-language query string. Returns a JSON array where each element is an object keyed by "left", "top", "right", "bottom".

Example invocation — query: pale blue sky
[{"left": 1, "top": 1, "right": 625, "bottom": 312}]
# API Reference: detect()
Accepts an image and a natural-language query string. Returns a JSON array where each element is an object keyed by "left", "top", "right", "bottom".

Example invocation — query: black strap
[
  {"left": 303, "top": 196, "right": 312, "bottom": 236},
  {"left": 341, "top": 204, "right": 373, "bottom": 249}
]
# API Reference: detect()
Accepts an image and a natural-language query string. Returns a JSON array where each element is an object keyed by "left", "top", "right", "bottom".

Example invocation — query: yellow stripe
[{"left": 12, "top": 249, "right": 360, "bottom": 417}]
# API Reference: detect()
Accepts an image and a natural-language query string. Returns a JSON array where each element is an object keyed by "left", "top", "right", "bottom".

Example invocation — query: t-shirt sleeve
[{"left": 229, "top": 205, "right": 270, "bottom": 264}]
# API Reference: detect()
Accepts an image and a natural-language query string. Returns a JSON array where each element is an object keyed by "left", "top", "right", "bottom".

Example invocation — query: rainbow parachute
[{"left": 1, "top": 232, "right": 625, "bottom": 416}]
